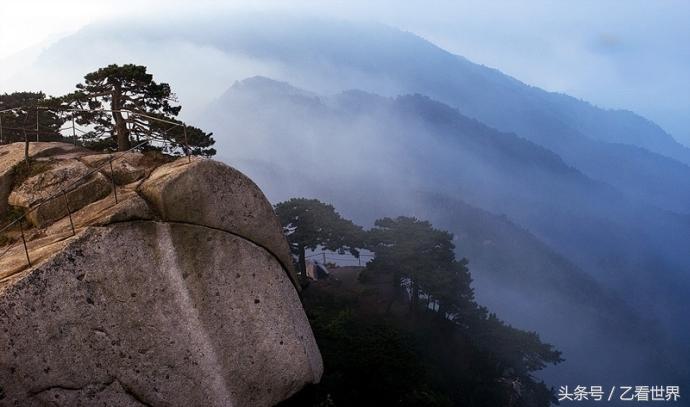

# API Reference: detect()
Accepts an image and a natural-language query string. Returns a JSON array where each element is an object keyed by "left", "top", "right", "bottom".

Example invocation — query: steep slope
[
  {"left": 409, "top": 192, "right": 674, "bottom": 387},
  {"left": 200, "top": 77, "right": 689, "bottom": 385},
  {"left": 204, "top": 77, "right": 690, "bottom": 291},
  {"left": 11, "top": 14, "right": 690, "bottom": 386},
  {"left": 20, "top": 15, "right": 690, "bottom": 214}
]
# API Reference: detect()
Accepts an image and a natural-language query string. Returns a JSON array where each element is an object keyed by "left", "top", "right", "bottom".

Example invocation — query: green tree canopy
[
  {"left": 275, "top": 199, "right": 563, "bottom": 406},
  {"left": 275, "top": 198, "right": 364, "bottom": 274},
  {"left": 365, "top": 216, "right": 474, "bottom": 316},
  {"left": 363, "top": 215, "right": 562, "bottom": 404},
  {"left": 60, "top": 64, "right": 215, "bottom": 155},
  {"left": 0, "top": 92, "right": 65, "bottom": 144}
]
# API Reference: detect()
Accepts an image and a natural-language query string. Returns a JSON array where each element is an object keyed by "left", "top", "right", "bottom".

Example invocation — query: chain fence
[
  {"left": 0, "top": 106, "right": 192, "bottom": 158},
  {"left": 0, "top": 106, "right": 194, "bottom": 269}
]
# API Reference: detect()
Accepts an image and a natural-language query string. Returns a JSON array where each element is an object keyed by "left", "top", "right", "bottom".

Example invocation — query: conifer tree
[
  {"left": 275, "top": 198, "right": 364, "bottom": 274},
  {"left": 62, "top": 64, "right": 215, "bottom": 155}
]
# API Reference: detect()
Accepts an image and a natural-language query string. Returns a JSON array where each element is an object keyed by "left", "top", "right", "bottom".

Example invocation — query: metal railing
[
  {"left": 0, "top": 105, "right": 196, "bottom": 269},
  {"left": 0, "top": 138, "right": 160, "bottom": 267},
  {"left": 0, "top": 106, "right": 192, "bottom": 159}
]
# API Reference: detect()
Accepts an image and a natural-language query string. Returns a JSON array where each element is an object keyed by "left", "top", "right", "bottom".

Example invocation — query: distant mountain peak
[{"left": 228, "top": 76, "right": 318, "bottom": 98}]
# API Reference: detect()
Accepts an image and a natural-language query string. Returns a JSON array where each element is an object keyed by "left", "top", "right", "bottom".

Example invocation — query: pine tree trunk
[
  {"left": 437, "top": 301, "right": 446, "bottom": 319},
  {"left": 115, "top": 117, "right": 130, "bottom": 151},
  {"left": 409, "top": 280, "right": 419, "bottom": 313},
  {"left": 23, "top": 129, "right": 29, "bottom": 168},
  {"left": 111, "top": 85, "right": 130, "bottom": 151},
  {"left": 298, "top": 244, "right": 307, "bottom": 276}
]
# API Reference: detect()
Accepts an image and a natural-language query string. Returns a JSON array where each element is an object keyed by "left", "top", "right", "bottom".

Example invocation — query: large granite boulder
[
  {"left": 139, "top": 158, "right": 299, "bottom": 289},
  {"left": 0, "top": 143, "right": 89, "bottom": 216},
  {"left": 0, "top": 154, "right": 322, "bottom": 406},
  {"left": 80, "top": 152, "right": 152, "bottom": 185},
  {"left": 0, "top": 222, "right": 321, "bottom": 406},
  {"left": 0, "top": 144, "right": 23, "bottom": 215},
  {"left": 8, "top": 160, "right": 112, "bottom": 228}
]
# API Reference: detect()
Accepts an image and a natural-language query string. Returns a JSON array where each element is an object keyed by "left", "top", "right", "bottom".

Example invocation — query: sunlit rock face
[
  {"left": 9, "top": 159, "right": 112, "bottom": 228},
  {"left": 0, "top": 144, "right": 321, "bottom": 406},
  {"left": 0, "top": 143, "right": 89, "bottom": 216}
]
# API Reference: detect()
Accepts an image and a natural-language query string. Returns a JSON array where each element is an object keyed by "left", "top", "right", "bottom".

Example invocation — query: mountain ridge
[
  {"left": 7, "top": 14, "right": 690, "bottom": 387},
  {"left": 199, "top": 75, "right": 690, "bottom": 385},
  {"left": 23, "top": 15, "right": 689, "bottom": 160}
]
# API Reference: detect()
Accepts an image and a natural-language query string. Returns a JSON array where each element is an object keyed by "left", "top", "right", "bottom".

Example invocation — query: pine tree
[
  {"left": 275, "top": 198, "right": 364, "bottom": 274},
  {"left": 61, "top": 64, "right": 215, "bottom": 155},
  {"left": 365, "top": 216, "right": 474, "bottom": 316},
  {"left": 0, "top": 92, "right": 65, "bottom": 144}
]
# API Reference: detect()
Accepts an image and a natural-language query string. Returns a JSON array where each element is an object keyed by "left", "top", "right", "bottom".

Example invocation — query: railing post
[
  {"left": 109, "top": 156, "right": 118, "bottom": 204},
  {"left": 36, "top": 107, "right": 39, "bottom": 142},
  {"left": 183, "top": 125, "right": 191, "bottom": 163},
  {"left": 0, "top": 114, "right": 3, "bottom": 144},
  {"left": 23, "top": 128, "right": 29, "bottom": 167},
  {"left": 62, "top": 190, "right": 76, "bottom": 236},
  {"left": 18, "top": 218, "right": 31, "bottom": 267},
  {"left": 72, "top": 116, "right": 77, "bottom": 146}
]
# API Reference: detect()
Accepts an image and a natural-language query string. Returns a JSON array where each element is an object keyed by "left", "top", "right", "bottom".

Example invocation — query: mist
[
  {"left": 3, "top": 1, "right": 690, "bottom": 143},
  {"left": 2, "top": 8, "right": 689, "bottom": 399},
  {"left": 199, "top": 76, "right": 690, "bottom": 387}
]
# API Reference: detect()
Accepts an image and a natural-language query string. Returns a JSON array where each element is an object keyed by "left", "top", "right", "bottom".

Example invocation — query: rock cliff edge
[{"left": 0, "top": 143, "right": 322, "bottom": 406}]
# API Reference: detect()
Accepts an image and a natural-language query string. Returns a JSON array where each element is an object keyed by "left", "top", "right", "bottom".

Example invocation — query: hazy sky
[{"left": 1, "top": 0, "right": 689, "bottom": 143}]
